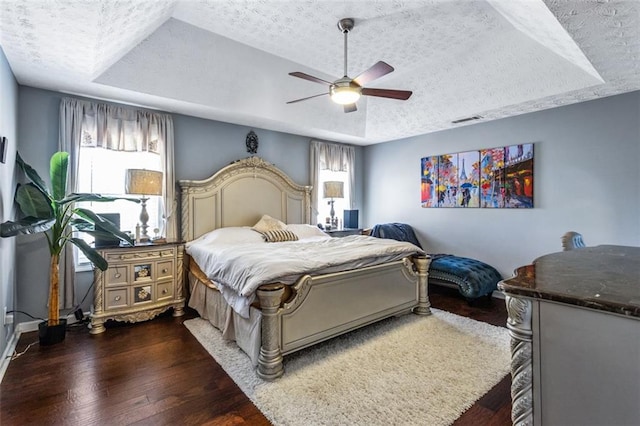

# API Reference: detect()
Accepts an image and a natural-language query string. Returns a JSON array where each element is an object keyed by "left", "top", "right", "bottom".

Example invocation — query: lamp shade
[
  {"left": 125, "top": 169, "right": 163, "bottom": 196},
  {"left": 323, "top": 181, "right": 344, "bottom": 199}
]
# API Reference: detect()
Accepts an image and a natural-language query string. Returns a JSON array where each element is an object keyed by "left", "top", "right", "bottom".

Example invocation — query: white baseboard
[
  {"left": 0, "top": 328, "right": 20, "bottom": 384},
  {"left": 17, "top": 311, "right": 86, "bottom": 333},
  {"left": 0, "top": 312, "right": 87, "bottom": 384}
]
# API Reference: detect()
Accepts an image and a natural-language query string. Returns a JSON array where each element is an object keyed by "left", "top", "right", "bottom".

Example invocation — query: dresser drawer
[
  {"left": 133, "top": 283, "right": 153, "bottom": 305},
  {"left": 104, "top": 264, "right": 130, "bottom": 287},
  {"left": 105, "top": 288, "right": 129, "bottom": 309},
  {"left": 157, "top": 260, "right": 174, "bottom": 280},
  {"left": 157, "top": 280, "right": 174, "bottom": 301},
  {"left": 105, "top": 249, "right": 164, "bottom": 262},
  {"left": 133, "top": 263, "right": 154, "bottom": 282}
]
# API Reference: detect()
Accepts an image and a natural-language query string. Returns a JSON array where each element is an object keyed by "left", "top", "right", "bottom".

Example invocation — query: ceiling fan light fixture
[
  {"left": 330, "top": 85, "right": 361, "bottom": 105},
  {"left": 287, "top": 17, "right": 410, "bottom": 111}
]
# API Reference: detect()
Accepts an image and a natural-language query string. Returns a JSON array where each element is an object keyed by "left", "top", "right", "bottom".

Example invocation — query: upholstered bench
[
  {"left": 368, "top": 223, "right": 502, "bottom": 301},
  {"left": 428, "top": 254, "right": 502, "bottom": 301}
]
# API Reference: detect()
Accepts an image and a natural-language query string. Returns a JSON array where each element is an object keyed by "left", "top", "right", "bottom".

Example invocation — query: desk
[{"left": 499, "top": 246, "right": 640, "bottom": 425}]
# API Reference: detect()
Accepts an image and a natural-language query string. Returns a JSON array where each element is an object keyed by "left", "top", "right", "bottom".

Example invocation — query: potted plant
[{"left": 1, "top": 151, "right": 138, "bottom": 345}]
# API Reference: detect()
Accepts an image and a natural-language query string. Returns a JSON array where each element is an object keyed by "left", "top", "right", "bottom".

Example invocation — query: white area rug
[{"left": 184, "top": 309, "right": 510, "bottom": 426}]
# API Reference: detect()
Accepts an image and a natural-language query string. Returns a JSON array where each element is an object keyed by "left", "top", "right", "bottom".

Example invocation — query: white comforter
[{"left": 187, "top": 234, "right": 423, "bottom": 318}]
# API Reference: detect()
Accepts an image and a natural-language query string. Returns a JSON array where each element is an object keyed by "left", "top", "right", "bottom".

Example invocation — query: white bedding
[{"left": 186, "top": 228, "right": 424, "bottom": 318}]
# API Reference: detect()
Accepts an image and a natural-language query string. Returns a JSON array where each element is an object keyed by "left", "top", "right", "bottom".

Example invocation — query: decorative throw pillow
[
  {"left": 252, "top": 214, "right": 286, "bottom": 233},
  {"left": 286, "top": 224, "right": 329, "bottom": 239},
  {"left": 186, "top": 226, "right": 264, "bottom": 248},
  {"left": 260, "top": 229, "right": 299, "bottom": 243}
]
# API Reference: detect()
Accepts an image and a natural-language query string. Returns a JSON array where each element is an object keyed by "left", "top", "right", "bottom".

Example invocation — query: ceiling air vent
[{"left": 451, "top": 115, "right": 483, "bottom": 124}]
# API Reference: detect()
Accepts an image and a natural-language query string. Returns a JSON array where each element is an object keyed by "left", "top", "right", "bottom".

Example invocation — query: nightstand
[
  {"left": 325, "top": 228, "right": 363, "bottom": 237},
  {"left": 90, "top": 241, "right": 186, "bottom": 334}
]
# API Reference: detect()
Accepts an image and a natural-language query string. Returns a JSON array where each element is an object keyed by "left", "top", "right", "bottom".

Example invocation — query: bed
[{"left": 179, "top": 156, "right": 431, "bottom": 380}]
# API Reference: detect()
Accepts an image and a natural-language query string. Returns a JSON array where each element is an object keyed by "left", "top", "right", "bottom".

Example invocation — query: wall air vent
[{"left": 451, "top": 115, "right": 483, "bottom": 124}]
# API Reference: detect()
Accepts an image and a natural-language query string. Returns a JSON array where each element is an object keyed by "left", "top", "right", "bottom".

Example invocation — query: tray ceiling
[{"left": 1, "top": 0, "right": 638, "bottom": 145}]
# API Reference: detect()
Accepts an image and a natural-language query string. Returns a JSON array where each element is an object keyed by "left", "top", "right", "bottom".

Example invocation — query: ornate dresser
[
  {"left": 90, "top": 241, "right": 186, "bottom": 334},
  {"left": 499, "top": 245, "right": 640, "bottom": 425}
]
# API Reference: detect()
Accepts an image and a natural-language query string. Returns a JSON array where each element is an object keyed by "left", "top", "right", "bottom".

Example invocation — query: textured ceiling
[{"left": 0, "top": 0, "right": 638, "bottom": 145}]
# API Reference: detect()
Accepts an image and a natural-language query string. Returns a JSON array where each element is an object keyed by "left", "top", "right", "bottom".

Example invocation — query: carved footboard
[{"left": 257, "top": 254, "right": 431, "bottom": 380}]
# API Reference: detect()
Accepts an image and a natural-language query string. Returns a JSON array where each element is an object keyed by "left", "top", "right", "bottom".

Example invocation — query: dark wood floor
[{"left": 1, "top": 285, "right": 511, "bottom": 425}]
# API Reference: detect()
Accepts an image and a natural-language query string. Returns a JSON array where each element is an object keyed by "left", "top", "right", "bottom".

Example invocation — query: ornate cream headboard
[{"left": 178, "top": 157, "right": 312, "bottom": 241}]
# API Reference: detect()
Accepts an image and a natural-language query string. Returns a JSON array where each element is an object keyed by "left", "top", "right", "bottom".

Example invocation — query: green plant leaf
[
  {"left": 16, "top": 152, "right": 50, "bottom": 196},
  {"left": 50, "top": 152, "right": 69, "bottom": 201},
  {"left": 70, "top": 238, "right": 108, "bottom": 270},
  {"left": 70, "top": 218, "right": 93, "bottom": 231},
  {"left": 0, "top": 217, "right": 55, "bottom": 237},
  {"left": 73, "top": 208, "right": 135, "bottom": 246},
  {"left": 59, "top": 193, "right": 141, "bottom": 205},
  {"left": 15, "top": 183, "right": 54, "bottom": 219}
]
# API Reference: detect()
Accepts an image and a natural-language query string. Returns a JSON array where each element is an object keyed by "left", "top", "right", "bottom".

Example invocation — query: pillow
[
  {"left": 252, "top": 214, "right": 286, "bottom": 233},
  {"left": 260, "top": 229, "right": 299, "bottom": 243},
  {"left": 286, "top": 224, "right": 329, "bottom": 239},
  {"left": 186, "top": 226, "right": 264, "bottom": 248}
]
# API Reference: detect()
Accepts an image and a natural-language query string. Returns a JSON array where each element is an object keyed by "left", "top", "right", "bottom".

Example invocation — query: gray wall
[
  {"left": 0, "top": 46, "right": 19, "bottom": 356},
  {"left": 11, "top": 86, "right": 639, "bottom": 325},
  {"left": 14, "top": 87, "right": 364, "bottom": 320},
  {"left": 363, "top": 91, "right": 640, "bottom": 279},
  {"left": 173, "top": 113, "right": 365, "bottom": 207}
]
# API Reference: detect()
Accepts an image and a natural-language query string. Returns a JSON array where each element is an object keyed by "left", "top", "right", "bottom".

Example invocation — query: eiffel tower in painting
[{"left": 460, "top": 158, "right": 468, "bottom": 182}]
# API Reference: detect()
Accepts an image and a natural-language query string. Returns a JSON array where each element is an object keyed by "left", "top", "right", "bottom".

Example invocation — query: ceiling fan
[{"left": 287, "top": 18, "right": 412, "bottom": 113}]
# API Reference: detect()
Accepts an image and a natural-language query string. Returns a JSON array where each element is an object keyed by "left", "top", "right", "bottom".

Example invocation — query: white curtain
[
  {"left": 310, "top": 140, "right": 356, "bottom": 223},
  {"left": 59, "top": 98, "right": 177, "bottom": 306},
  {"left": 58, "top": 98, "right": 87, "bottom": 309},
  {"left": 153, "top": 114, "right": 177, "bottom": 239}
]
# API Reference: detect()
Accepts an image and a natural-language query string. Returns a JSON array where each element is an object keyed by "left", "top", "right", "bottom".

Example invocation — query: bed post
[
  {"left": 412, "top": 255, "right": 432, "bottom": 316},
  {"left": 256, "top": 283, "right": 285, "bottom": 380}
]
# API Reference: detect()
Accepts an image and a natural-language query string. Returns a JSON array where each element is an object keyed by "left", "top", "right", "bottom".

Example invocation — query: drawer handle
[
  {"left": 114, "top": 273, "right": 121, "bottom": 279},
  {"left": 114, "top": 296, "right": 121, "bottom": 301},
  {"left": 162, "top": 289, "right": 168, "bottom": 294},
  {"left": 162, "top": 268, "right": 168, "bottom": 273}
]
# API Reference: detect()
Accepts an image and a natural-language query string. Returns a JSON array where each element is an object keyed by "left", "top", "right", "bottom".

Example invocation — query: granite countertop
[{"left": 499, "top": 245, "right": 640, "bottom": 318}]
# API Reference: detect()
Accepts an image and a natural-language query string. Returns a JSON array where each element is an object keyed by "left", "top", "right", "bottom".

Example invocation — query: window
[
  {"left": 75, "top": 147, "right": 162, "bottom": 267},
  {"left": 317, "top": 169, "right": 350, "bottom": 228},
  {"left": 78, "top": 147, "right": 162, "bottom": 235},
  {"left": 310, "top": 140, "right": 355, "bottom": 228},
  {"left": 60, "top": 97, "right": 174, "bottom": 308}
]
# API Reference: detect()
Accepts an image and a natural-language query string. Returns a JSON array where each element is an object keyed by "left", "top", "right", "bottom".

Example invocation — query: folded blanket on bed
[
  {"left": 187, "top": 232, "right": 424, "bottom": 318},
  {"left": 370, "top": 223, "right": 422, "bottom": 249}
]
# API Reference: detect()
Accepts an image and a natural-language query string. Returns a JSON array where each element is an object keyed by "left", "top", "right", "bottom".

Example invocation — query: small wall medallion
[{"left": 246, "top": 130, "right": 259, "bottom": 155}]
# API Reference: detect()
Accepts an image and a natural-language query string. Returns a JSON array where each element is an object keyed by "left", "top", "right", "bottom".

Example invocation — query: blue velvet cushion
[{"left": 429, "top": 254, "right": 502, "bottom": 300}]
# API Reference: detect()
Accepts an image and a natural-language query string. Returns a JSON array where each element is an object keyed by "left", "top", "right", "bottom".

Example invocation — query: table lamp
[
  {"left": 125, "top": 169, "right": 162, "bottom": 242},
  {"left": 323, "top": 181, "right": 344, "bottom": 229}
]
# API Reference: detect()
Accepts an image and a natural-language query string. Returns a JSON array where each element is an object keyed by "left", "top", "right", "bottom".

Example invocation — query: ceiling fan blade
[
  {"left": 344, "top": 103, "right": 357, "bottom": 113},
  {"left": 352, "top": 61, "right": 394, "bottom": 86},
  {"left": 289, "top": 72, "right": 333, "bottom": 86},
  {"left": 286, "top": 93, "right": 328, "bottom": 104},
  {"left": 361, "top": 88, "right": 412, "bottom": 100}
]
